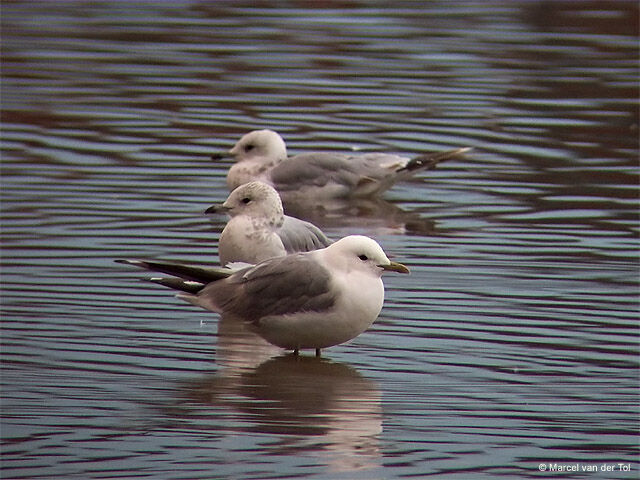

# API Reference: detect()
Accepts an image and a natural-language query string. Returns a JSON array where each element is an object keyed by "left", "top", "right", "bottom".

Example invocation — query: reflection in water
[
  {"left": 214, "top": 314, "right": 282, "bottom": 372},
  {"left": 282, "top": 195, "right": 438, "bottom": 235},
  {"left": 180, "top": 322, "right": 383, "bottom": 475}
]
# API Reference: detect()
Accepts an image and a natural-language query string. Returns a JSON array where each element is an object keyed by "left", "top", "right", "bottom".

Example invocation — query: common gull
[
  {"left": 206, "top": 181, "right": 332, "bottom": 266},
  {"left": 117, "top": 235, "right": 409, "bottom": 356},
  {"left": 214, "top": 129, "right": 471, "bottom": 200}
]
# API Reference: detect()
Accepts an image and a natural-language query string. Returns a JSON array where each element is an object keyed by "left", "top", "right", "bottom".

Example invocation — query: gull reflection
[
  {"left": 183, "top": 316, "right": 383, "bottom": 476},
  {"left": 282, "top": 196, "right": 438, "bottom": 235}
]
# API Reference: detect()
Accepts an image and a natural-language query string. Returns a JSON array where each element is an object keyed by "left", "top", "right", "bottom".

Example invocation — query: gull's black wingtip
[
  {"left": 115, "top": 259, "right": 143, "bottom": 267},
  {"left": 402, "top": 146, "right": 473, "bottom": 173}
]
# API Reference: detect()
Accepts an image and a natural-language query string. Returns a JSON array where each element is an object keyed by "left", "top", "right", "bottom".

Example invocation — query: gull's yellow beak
[{"left": 379, "top": 261, "right": 410, "bottom": 274}]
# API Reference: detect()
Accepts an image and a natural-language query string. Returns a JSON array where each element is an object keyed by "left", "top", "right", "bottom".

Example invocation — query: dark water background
[{"left": 2, "top": 1, "right": 638, "bottom": 479}]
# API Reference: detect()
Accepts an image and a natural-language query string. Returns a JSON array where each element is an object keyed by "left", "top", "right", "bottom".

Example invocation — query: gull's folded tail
[
  {"left": 147, "top": 277, "right": 205, "bottom": 294},
  {"left": 115, "top": 259, "right": 234, "bottom": 284},
  {"left": 401, "top": 147, "right": 472, "bottom": 173}
]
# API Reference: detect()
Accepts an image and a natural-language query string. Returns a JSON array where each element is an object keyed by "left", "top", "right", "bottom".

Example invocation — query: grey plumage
[
  {"left": 191, "top": 253, "right": 336, "bottom": 324},
  {"left": 279, "top": 215, "right": 332, "bottom": 253},
  {"left": 209, "top": 181, "right": 332, "bottom": 265},
  {"left": 269, "top": 149, "right": 470, "bottom": 198},
  {"left": 117, "top": 235, "right": 410, "bottom": 353},
  {"left": 117, "top": 253, "right": 336, "bottom": 326},
  {"left": 221, "top": 129, "right": 471, "bottom": 199}
]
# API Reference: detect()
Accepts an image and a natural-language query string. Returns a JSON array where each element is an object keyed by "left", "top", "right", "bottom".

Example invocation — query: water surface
[{"left": 2, "top": 2, "right": 638, "bottom": 479}]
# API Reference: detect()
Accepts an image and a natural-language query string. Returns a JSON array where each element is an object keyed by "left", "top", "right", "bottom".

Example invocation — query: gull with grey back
[
  {"left": 215, "top": 129, "right": 471, "bottom": 201},
  {"left": 117, "top": 235, "right": 409, "bottom": 356},
  {"left": 206, "top": 181, "right": 332, "bottom": 266}
]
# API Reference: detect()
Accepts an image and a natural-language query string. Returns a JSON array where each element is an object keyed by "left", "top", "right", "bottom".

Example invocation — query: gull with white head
[
  {"left": 214, "top": 129, "right": 471, "bottom": 200},
  {"left": 206, "top": 181, "right": 332, "bottom": 266},
  {"left": 117, "top": 235, "right": 409, "bottom": 356}
]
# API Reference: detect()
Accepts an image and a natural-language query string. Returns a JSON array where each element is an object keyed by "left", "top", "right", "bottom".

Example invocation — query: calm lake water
[{"left": 2, "top": 1, "right": 638, "bottom": 479}]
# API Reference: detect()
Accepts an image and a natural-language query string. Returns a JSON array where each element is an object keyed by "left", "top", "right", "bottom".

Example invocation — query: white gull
[
  {"left": 117, "top": 235, "right": 409, "bottom": 356},
  {"left": 215, "top": 129, "right": 471, "bottom": 200},
  {"left": 206, "top": 181, "right": 332, "bottom": 266}
]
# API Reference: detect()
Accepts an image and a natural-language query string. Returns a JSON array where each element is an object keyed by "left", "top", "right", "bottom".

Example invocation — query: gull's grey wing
[
  {"left": 269, "top": 152, "right": 410, "bottom": 197},
  {"left": 278, "top": 215, "right": 333, "bottom": 253},
  {"left": 196, "top": 253, "right": 336, "bottom": 322},
  {"left": 269, "top": 153, "right": 360, "bottom": 192}
]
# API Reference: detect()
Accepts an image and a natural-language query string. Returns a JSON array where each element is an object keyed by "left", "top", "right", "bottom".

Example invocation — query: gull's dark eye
[
  {"left": 358, "top": 254, "right": 368, "bottom": 261},
  {"left": 241, "top": 197, "right": 251, "bottom": 204},
  {"left": 244, "top": 144, "right": 255, "bottom": 152}
]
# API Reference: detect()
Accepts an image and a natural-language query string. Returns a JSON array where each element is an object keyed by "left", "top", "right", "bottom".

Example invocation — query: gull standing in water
[
  {"left": 214, "top": 129, "right": 471, "bottom": 200},
  {"left": 206, "top": 181, "right": 332, "bottom": 266},
  {"left": 117, "top": 235, "right": 409, "bottom": 356}
]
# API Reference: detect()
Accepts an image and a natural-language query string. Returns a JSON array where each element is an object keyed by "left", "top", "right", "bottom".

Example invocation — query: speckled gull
[
  {"left": 214, "top": 129, "right": 471, "bottom": 200},
  {"left": 205, "top": 181, "right": 332, "bottom": 266},
  {"left": 116, "top": 235, "right": 409, "bottom": 356}
]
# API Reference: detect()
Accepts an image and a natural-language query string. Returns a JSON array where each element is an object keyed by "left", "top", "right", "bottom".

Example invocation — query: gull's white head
[
  {"left": 323, "top": 235, "right": 410, "bottom": 276},
  {"left": 222, "top": 181, "right": 284, "bottom": 220},
  {"left": 229, "top": 129, "right": 288, "bottom": 164}
]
